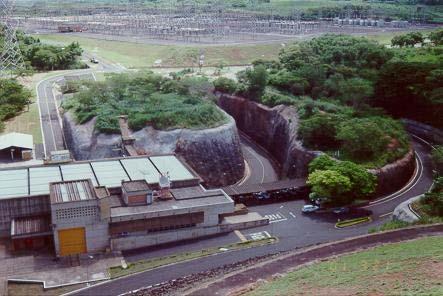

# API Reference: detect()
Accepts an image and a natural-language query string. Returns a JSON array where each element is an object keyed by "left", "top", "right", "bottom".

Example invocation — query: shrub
[
  {"left": 299, "top": 113, "right": 344, "bottom": 150},
  {"left": 431, "top": 146, "right": 443, "bottom": 175},
  {"left": 213, "top": 77, "right": 237, "bottom": 94},
  {"left": 64, "top": 72, "right": 226, "bottom": 133}
]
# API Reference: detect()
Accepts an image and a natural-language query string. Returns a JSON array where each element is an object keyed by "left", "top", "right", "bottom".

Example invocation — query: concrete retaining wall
[{"left": 369, "top": 148, "right": 416, "bottom": 196}]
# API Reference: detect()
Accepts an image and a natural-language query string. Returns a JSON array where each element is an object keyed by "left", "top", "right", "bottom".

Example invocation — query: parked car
[
  {"left": 302, "top": 204, "right": 320, "bottom": 213},
  {"left": 332, "top": 207, "right": 350, "bottom": 214},
  {"left": 253, "top": 191, "right": 270, "bottom": 200},
  {"left": 90, "top": 58, "right": 99, "bottom": 64}
]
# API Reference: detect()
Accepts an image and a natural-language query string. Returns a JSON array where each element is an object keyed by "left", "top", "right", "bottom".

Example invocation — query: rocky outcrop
[
  {"left": 63, "top": 111, "right": 244, "bottom": 187},
  {"left": 217, "top": 94, "right": 316, "bottom": 178},
  {"left": 63, "top": 112, "right": 122, "bottom": 160}
]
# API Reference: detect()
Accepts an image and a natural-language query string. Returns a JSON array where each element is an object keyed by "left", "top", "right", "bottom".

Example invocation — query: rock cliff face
[
  {"left": 63, "top": 112, "right": 122, "bottom": 160},
  {"left": 63, "top": 111, "right": 244, "bottom": 187},
  {"left": 369, "top": 148, "right": 416, "bottom": 196},
  {"left": 217, "top": 94, "right": 316, "bottom": 178}
]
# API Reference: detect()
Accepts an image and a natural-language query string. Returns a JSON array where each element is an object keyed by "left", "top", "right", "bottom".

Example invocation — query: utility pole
[{"left": 0, "top": 0, "right": 25, "bottom": 76}]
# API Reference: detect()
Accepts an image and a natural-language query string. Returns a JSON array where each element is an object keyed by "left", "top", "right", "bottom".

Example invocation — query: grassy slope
[
  {"left": 246, "top": 236, "right": 443, "bottom": 296},
  {"left": 35, "top": 34, "right": 283, "bottom": 68}
]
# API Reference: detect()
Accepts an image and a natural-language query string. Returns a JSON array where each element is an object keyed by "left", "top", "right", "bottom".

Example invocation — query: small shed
[{"left": 0, "top": 132, "right": 33, "bottom": 160}]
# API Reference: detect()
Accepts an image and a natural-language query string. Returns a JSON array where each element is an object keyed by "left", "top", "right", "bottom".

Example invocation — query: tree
[
  {"left": 237, "top": 65, "right": 268, "bottom": 101},
  {"left": 308, "top": 155, "right": 377, "bottom": 200},
  {"left": 308, "top": 154, "right": 337, "bottom": 173},
  {"left": 333, "top": 161, "right": 377, "bottom": 198},
  {"left": 299, "top": 113, "right": 343, "bottom": 150},
  {"left": 429, "top": 29, "right": 443, "bottom": 46},
  {"left": 391, "top": 32, "right": 424, "bottom": 48},
  {"left": 432, "top": 146, "right": 443, "bottom": 175},
  {"left": 213, "top": 77, "right": 237, "bottom": 94},
  {"left": 307, "top": 170, "right": 352, "bottom": 201},
  {"left": 0, "top": 78, "right": 32, "bottom": 131},
  {"left": 336, "top": 117, "right": 389, "bottom": 161},
  {"left": 338, "top": 78, "right": 374, "bottom": 109}
]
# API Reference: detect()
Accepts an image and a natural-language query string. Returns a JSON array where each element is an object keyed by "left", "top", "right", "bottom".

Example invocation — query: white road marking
[
  {"left": 43, "top": 86, "right": 58, "bottom": 153},
  {"left": 289, "top": 212, "right": 296, "bottom": 218},
  {"left": 244, "top": 145, "right": 265, "bottom": 183},
  {"left": 264, "top": 212, "right": 287, "bottom": 224},
  {"left": 364, "top": 152, "right": 423, "bottom": 208},
  {"left": 379, "top": 212, "right": 393, "bottom": 218}
]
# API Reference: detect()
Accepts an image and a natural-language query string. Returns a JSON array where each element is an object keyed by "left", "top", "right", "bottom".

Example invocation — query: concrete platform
[{"left": 221, "top": 212, "right": 269, "bottom": 231}]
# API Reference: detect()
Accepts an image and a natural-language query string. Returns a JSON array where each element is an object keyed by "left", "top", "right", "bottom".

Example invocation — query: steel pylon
[{"left": 0, "top": 0, "right": 25, "bottom": 75}]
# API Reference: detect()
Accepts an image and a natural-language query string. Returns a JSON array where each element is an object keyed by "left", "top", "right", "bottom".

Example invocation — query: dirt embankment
[{"left": 63, "top": 110, "right": 244, "bottom": 187}]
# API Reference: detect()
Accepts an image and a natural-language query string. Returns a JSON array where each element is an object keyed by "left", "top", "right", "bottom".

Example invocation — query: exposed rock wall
[
  {"left": 63, "top": 112, "right": 122, "bottom": 160},
  {"left": 63, "top": 111, "right": 244, "bottom": 187},
  {"left": 217, "top": 94, "right": 316, "bottom": 178},
  {"left": 218, "top": 94, "right": 416, "bottom": 196},
  {"left": 369, "top": 148, "right": 416, "bottom": 196}
]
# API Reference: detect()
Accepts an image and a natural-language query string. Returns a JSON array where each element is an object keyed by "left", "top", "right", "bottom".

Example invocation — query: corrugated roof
[
  {"left": 0, "top": 132, "right": 33, "bottom": 150},
  {"left": 0, "top": 155, "right": 197, "bottom": 200},
  {"left": 11, "top": 216, "right": 51, "bottom": 237},
  {"left": 50, "top": 179, "right": 96, "bottom": 204}
]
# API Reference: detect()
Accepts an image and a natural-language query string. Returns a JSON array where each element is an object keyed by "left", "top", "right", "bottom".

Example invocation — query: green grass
[
  {"left": 335, "top": 216, "right": 371, "bottom": 228},
  {"left": 246, "top": 236, "right": 443, "bottom": 296},
  {"left": 110, "top": 237, "right": 277, "bottom": 279},
  {"left": 35, "top": 34, "right": 283, "bottom": 68}
]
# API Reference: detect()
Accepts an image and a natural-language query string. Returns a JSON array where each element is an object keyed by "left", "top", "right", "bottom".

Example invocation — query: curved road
[
  {"left": 70, "top": 138, "right": 434, "bottom": 296},
  {"left": 36, "top": 55, "right": 123, "bottom": 158},
  {"left": 34, "top": 51, "right": 435, "bottom": 296}
]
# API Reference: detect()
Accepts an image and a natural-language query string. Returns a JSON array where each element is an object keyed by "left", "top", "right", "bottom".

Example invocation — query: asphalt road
[
  {"left": 36, "top": 54, "right": 122, "bottom": 158},
  {"left": 73, "top": 137, "right": 434, "bottom": 296},
  {"left": 238, "top": 133, "right": 279, "bottom": 186}
]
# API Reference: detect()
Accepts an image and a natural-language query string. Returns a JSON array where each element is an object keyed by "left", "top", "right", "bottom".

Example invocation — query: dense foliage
[
  {"left": 63, "top": 72, "right": 226, "bottom": 133},
  {"left": 216, "top": 32, "right": 443, "bottom": 167},
  {"left": 0, "top": 29, "right": 85, "bottom": 71},
  {"left": 420, "top": 177, "right": 443, "bottom": 217},
  {"left": 432, "top": 146, "right": 443, "bottom": 175},
  {"left": 0, "top": 78, "right": 32, "bottom": 131},
  {"left": 308, "top": 155, "right": 377, "bottom": 206}
]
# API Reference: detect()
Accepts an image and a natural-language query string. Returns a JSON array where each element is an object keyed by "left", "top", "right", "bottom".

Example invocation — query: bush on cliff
[{"left": 63, "top": 72, "right": 226, "bottom": 133}]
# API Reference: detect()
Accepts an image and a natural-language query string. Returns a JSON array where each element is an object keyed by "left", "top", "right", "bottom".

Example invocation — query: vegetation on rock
[{"left": 63, "top": 72, "right": 226, "bottom": 133}]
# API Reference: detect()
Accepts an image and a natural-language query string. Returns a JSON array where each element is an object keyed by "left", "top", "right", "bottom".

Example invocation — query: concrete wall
[
  {"left": 111, "top": 225, "right": 224, "bottom": 251},
  {"left": 217, "top": 94, "right": 316, "bottom": 178},
  {"left": 0, "top": 195, "right": 50, "bottom": 237},
  {"left": 51, "top": 199, "right": 109, "bottom": 256},
  {"left": 111, "top": 201, "right": 234, "bottom": 227}
]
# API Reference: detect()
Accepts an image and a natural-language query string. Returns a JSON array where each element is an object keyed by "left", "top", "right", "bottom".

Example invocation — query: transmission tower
[{"left": 0, "top": 0, "right": 25, "bottom": 75}]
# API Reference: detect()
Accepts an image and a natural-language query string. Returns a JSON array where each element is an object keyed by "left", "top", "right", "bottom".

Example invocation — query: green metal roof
[{"left": 0, "top": 132, "right": 33, "bottom": 150}]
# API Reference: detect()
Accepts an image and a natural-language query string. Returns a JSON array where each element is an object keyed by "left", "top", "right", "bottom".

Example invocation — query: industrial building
[{"left": 0, "top": 154, "right": 267, "bottom": 257}]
